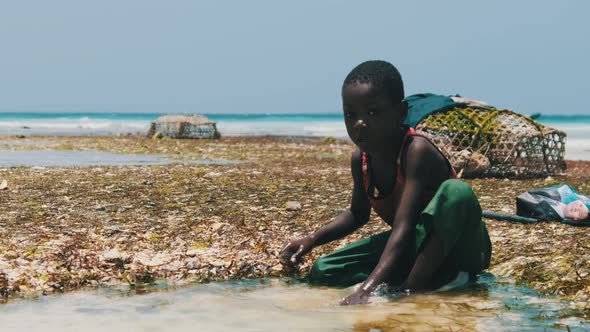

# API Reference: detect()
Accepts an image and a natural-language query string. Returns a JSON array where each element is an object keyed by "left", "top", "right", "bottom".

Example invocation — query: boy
[{"left": 280, "top": 60, "right": 492, "bottom": 305}]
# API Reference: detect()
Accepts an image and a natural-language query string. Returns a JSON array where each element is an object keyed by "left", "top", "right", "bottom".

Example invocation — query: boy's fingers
[
  {"left": 281, "top": 242, "right": 289, "bottom": 253},
  {"left": 290, "top": 244, "right": 305, "bottom": 263},
  {"left": 280, "top": 241, "right": 292, "bottom": 252}
]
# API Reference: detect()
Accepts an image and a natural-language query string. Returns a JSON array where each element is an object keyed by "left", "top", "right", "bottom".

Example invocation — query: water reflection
[{"left": 0, "top": 275, "right": 586, "bottom": 332}]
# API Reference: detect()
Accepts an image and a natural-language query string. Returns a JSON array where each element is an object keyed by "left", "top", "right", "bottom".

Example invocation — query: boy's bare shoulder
[{"left": 405, "top": 135, "right": 449, "bottom": 178}]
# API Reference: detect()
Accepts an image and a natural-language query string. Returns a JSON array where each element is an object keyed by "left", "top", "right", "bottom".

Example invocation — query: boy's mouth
[
  {"left": 355, "top": 137, "right": 369, "bottom": 147},
  {"left": 355, "top": 134, "right": 368, "bottom": 142}
]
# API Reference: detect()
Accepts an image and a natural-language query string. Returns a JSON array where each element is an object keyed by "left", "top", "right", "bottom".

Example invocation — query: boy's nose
[{"left": 354, "top": 119, "right": 367, "bottom": 129}]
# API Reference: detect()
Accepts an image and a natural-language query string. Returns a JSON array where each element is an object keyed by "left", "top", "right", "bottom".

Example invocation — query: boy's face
[{"left": 342, "top": 82, "right": 407, "bottom": 154}]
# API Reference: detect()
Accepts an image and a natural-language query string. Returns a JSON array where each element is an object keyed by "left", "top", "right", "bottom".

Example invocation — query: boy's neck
[
  {"left": 366, "top": 132, "right": 405, "bottom": 163},
  {"left": 367, "top": 146, "right": 401, "bottom": 164}
]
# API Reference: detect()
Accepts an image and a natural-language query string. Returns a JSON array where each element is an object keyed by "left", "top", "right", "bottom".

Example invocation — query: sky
[{"left": 0, "top": 1, "right": 588, "bottom": 114}]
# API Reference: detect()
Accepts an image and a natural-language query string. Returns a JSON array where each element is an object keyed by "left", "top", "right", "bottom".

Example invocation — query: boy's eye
[
  {"left": 368, "top": 109, "right": 377, "bottom": 116},
  {"left": 344, "top": 112, "right": 354, "bottom": 119}
]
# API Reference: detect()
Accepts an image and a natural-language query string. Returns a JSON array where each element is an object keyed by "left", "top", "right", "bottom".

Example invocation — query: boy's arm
[
  {"left": 280, "top": 149, "right": 371, "bottom": 263},
  {"left": 342, "top": 137, "right": 448, "bottom": 305},
  {"left": 309, "top": 149, "right": 371, "bottom": 245}
]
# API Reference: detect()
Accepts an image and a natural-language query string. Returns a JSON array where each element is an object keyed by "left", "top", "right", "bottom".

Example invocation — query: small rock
[
  {"left": 135, "top": 252, "right": 172, "bottom": 267},
  {"left": 103, "top": 227, "right": 123, "bottom": 237},
  {"left": 186, "top": 249, "right": 207, "bottom": 257},
  {"left": 210, "top": 259, "right": 232, "bottom": 268},
  {"left": 100, "top": 249, "right": 130, "bottom": 264},
  {"left": 164, "top": 260, "right": 185, "bottom": 271},
  {"left": 285, "top": 201, "right": 302, "bottom": 211},
  {"left": 211, "top": 222, "right": 225, "bottom": 232},
  {"left": 204, "top": 172, "right": 222, "bottom": 178},
  {"left": 0, "top": 180, "right": 8, "bottom": 190},
  {"left": 153, "top": 132, "right": 164, "bottom": 140}
]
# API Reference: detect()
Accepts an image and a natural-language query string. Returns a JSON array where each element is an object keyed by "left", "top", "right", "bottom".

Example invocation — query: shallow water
[
  {"left": 0, "top": 275, "right": 585, "bottom": 332},
  {"left": 0, "top": 150, "right": 238, "bottom": 167},
  {"left": 0, "top": 139, "right": 54, "bottom": 147}
]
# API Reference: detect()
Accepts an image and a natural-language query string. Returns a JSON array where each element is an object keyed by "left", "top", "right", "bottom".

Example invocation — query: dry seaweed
[{"left": 0, "top": 135, "right": 589, "bottom": 316}]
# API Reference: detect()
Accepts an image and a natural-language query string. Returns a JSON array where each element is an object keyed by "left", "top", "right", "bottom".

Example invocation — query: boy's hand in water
[
  {"left": 341, "top": 280, "right": 380, "bottom": 305},
  {"left": 340, "top": 288, "right": 371, "bottom": 305},
  {"left": 279, "top": 236, "right": 315, "bottom": 265}
]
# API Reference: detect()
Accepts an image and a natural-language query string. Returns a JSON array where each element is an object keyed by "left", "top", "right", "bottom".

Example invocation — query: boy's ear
[{"left": 400, "top": 99, "right": 408, "bottom": 121}]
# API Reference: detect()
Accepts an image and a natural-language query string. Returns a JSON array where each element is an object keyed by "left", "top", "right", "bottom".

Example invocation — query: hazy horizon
[{"left": 1, "top": 1, "right": 588, "bottom": 115}]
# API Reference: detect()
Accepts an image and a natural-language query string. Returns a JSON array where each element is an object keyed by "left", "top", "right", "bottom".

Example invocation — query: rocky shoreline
[{"left": 0, "top": 135, "right": 589, "bottom": 317}]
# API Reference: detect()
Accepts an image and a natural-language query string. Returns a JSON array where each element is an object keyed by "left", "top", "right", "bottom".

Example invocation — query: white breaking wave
[
  {"left": 0, "top": 119, "right": 151, "bottom": 135},
  {"left": 214, "top": 121, "right": 347, "bottom": 138},
  {"left": 0, "top": 118, "right": 348, "bottom": 138},
  {"left": 564, "top": 138, "right": 590, "bottom": 161},
  {"left": 546, "top": 124, "right": 590, "bottom": 140}
]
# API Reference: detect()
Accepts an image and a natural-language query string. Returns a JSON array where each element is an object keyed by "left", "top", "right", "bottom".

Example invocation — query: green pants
[{"left": 308, "top": 179, "right": 492, "bottom": 287}]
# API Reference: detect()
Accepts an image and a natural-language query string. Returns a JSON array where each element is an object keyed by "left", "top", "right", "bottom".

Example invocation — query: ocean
[
  {"left": 0, "top": 112, "right": 346, "bottom": 138},
  {"left": 1, "top": 112, "right": 589, "bottom": 138},
  {"left": 0, "top": 112, "right": 589, "bottom": 159}
]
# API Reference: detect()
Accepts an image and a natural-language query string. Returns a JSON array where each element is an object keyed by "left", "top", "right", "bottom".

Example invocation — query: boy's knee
[
  {"left": 439, "top": 179, "right": 480, "bottom": 211},
  {"left": 439, "top": 179, "right": 469, "bottom": 193},
  {"left": 440, "top": 179, "right": 473, "bottom": 200}
]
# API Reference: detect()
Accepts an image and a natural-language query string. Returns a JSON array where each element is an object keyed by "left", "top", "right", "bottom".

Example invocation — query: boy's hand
[
  {"left": 340, "top": 288, "right": 371, "bottom": 305},
  {"left": 279, "top": 236, "right": 315, "bottom": 265}
]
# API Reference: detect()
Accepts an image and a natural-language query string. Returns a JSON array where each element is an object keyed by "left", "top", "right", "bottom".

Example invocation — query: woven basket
[{"left": 416, "top": 106, "right": 567, "bottom": 178}]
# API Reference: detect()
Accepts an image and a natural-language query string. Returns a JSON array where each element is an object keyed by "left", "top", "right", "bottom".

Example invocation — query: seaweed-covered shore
[{"left": 1, "top": 135, "right": 589, "bottom": 313}]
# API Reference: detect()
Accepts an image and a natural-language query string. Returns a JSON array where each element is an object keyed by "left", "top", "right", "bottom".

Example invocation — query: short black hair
[{"left": 342, "top": 60, "right": 404, "bottom": 103}]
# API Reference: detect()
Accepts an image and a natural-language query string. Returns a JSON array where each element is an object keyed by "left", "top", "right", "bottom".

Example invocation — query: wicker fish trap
[
  {"left": 416, "top": 106, "right": 567, "bottom": 178},
  {"left": 147, "top": 115, "right": 221, "bottom": 139}
]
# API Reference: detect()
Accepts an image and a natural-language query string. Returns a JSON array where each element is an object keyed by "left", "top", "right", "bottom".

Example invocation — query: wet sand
[{"left": 0, "top": 135, "right": 589, "bottom": 319}]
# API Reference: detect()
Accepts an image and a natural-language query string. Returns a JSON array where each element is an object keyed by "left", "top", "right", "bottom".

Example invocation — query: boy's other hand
[
  {"left": 279, "top": 236, "right": 314, "bottom": 265},
  {"left": 340, "top": 289, "right": 371, "bottom": 305}
]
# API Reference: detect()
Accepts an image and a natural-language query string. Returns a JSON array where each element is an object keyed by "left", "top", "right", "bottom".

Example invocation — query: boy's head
[
  {"left": 342, "top": 60, "right": 407, "bottom": 153},
  {"left": 343, "top": 60, "right": 405, "bottom": 104}
]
